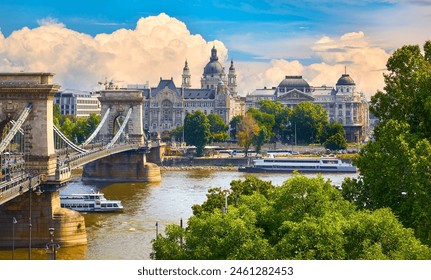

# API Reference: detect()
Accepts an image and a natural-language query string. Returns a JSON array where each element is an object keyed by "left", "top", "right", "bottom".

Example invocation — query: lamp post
[
  {"left": 47, "top": 227, "right": 60, "bottom": 260},
  {"left": 155, "top": 221, "right": 159, "bottom": 239},
  {"left": 222, "top": 189, "right": 230, "bottom": 214},
  {"left": 12, "top": 217, "right": 17, "bottom": 260},
  {"left": 28, "top": 175, "right": 32, "bottom": 260}
]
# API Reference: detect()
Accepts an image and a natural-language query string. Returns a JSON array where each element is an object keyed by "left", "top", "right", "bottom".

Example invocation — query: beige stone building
[
  {"left": 246, "top": 73, "right": 369, "bottom": 143},
  {"left": 128, "top": 47, "right": 245, "bottom": 136}
]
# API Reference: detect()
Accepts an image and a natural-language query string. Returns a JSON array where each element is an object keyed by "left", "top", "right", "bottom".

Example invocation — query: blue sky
[
  {"left": 0, "top": 0, "right": 421, "bottom": 60},
  {"left": 0, "top": 0, "right": 430, "bottom": 95}
]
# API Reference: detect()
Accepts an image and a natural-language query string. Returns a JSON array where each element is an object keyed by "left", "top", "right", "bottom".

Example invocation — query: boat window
[{"left": 322, "top": 160, "right": 339, "bottom": 164}]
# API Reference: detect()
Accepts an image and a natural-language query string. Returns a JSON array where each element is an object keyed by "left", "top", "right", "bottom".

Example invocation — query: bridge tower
[
  {"left": 0, "top": 73, "right": 87, "bottom": 250},
  {"left": 0, "top": 73, "right": 59, "bottom": 175},
  {"left": 98, "top": 89, "right": 144, "bottom": 144},
  {"left": 82, "top": 88, "right": 162, "bottom": 182}
]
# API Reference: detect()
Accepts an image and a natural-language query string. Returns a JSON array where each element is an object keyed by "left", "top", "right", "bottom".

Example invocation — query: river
[{"left": 1, "top": 170, "right": 358, "bottom": 260}]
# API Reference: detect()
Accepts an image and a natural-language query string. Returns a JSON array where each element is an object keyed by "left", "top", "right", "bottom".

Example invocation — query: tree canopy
[
  {"left": 341, "top": 40, "right": 431, "bottom": 246},
  {"left": 53, "top": 104, "right": 101, "bottom": 144},
  {"left": 236, "top": 114, "right": 260, "bottom": 156},
  {"left": 370, "top": 41, "right": 431, "bottom": 139},
  {"left": 207, "top": 113, "right": 229, "bottom": 142},
  {"left": 258, "top": 100, "right": 292, "bottom": 141},
  {"left": 290, "top": 102, "right": 329, "bottom": 144},
  {"left": 151, "top": 175, "right": 431, "bottom": 260},
  {"left": 184, "top": 111, "right": 211, "bottom": 156}
]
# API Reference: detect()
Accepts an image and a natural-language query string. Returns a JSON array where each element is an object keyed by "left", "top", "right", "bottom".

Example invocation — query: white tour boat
[
  {"left": 238, "top": 157, "right": 357, "bottom": 173},
  {"left": 60, "top": 191, "right": 123, "bottom": 212}
]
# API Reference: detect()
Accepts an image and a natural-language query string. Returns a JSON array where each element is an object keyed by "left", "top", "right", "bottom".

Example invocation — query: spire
[
  {"left": 228, "top": 58, "right": 237, "bottom": 93},
  {"left": 182, "top": 59, "right": 191, "bottom": 88},
  {"left": 183, "top": 59, "right": 189, "bottom": 70},
  {"left": 210, "top": 45, "right": 218, "bottom": 62},
  {"left": 229, "top": 59, "right": 235, "bottom": 71}
]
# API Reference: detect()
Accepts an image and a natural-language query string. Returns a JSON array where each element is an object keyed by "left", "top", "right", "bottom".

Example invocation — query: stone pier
[
  {"left": 82, "top": 150, "right": 161, "bottom": 182},
  {"left": 0, "top": 190, "right": 87, "bottom": 248}
]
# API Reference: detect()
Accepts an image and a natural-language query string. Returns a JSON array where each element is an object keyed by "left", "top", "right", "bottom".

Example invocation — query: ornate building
[
  {"left": 246, "top": 73, "right": 369, "bottom": 143},
  {"left": 128, "top": 47, "right": 245, "bottom": 136}
]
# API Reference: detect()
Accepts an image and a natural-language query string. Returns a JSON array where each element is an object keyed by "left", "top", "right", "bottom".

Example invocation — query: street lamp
[
  {"left": 222, "top": 189, "right": 230, "bottom": 214},
  {"left": 28, "top": 176, "right": 32, "bottom": 260},
  {"left": 47, "top": 227, "right": 60, "bottom": 260},
  {"left": 12, "top": 217, "right": 17, "bottom": 260},
  {"left": 28, "top": 179, "right": 42, "bottom": 260}
]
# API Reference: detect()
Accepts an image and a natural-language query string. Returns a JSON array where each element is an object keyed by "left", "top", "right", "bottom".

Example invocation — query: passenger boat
[
  {"left": 238, "top": 157, "right": 357, "bottom": 173},
  {"left": 60, "top": 191, "right": 123, "bottom": 212}
]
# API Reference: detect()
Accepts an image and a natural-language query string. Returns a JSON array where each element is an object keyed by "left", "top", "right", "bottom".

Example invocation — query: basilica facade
[
  {"left": 246, "top": 73, "right": 369, "bottom": 143},
  {"left": 131, "top": 46, "right": 245, "bottom": 136}
]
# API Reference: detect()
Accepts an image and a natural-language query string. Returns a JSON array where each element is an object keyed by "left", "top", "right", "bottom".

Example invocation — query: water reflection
[{"left": 1, "top": 170, "right": 357, "bottom": 260}]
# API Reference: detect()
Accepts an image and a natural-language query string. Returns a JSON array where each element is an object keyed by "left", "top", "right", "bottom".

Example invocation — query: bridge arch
[{"left": 97, "top": 89, "right": 144, "bottom": 144}]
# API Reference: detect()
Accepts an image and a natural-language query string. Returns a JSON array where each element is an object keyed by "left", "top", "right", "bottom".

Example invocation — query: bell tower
[
  {"left": 228, "top": 59, "right": 237, "bottom": 95},
  {"left": 181, "top": 60, "right": 191, "bottom": 88}
]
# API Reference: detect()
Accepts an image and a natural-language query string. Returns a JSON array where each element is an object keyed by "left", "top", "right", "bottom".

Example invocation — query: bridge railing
[{"left": 0, "top": 174, "right": 42, "bottom": 205}]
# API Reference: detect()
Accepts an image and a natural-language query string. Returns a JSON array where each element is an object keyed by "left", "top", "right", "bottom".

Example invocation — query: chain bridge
[{"left": 0, "top": 73, "right": 164, "bottom": 251}]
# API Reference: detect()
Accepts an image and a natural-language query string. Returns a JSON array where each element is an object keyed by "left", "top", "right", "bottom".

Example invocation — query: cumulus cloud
[
  {"left": 0, "top": 13, "right": 227, "bottom": 91},
  {"left": 236, "top": 31, "right": 390, "bottom": 98},
  {"left": 0, "top": 13, "right": 388, "bottom": 98}
]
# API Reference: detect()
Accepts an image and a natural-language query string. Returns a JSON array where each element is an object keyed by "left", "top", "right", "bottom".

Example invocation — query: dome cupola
[
  {"left": 277, "top": 76, "right": 311, "bottom": 93},
  {"left": 203, "top": 46, "right": 224, "bottom": 75}
]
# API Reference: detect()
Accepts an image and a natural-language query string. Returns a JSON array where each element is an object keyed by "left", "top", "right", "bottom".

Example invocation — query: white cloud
[
  {"left": 0, "top": 13, "right": 388, "bottom": 99},
  {"left": 37, "top": 17, "right": 65, "bottom": 27},
  {"left": 0, "top": 13, "right": 227, "bottom": 91}
]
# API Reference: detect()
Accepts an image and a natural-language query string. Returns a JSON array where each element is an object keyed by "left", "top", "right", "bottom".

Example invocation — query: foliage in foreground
[
  {"left": 341, "top": 41, "right": 431, "bottom": 246},
  {"left": 151, "top": 175, "right": 431, "bottom": 260}
]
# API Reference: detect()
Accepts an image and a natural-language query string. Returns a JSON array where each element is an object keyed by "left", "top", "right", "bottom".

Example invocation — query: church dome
[
  {"left": 203, "top": 46, "right": 224, "bottom": 75},
  {"left": 278, "top": 76, "right": 310, "bottom": 90},
  {"left": 204, "top": 61, "right": 224, "bottom": 75},
  {"left": 336, "top": 74, "right": 355, "bottom": 86}
]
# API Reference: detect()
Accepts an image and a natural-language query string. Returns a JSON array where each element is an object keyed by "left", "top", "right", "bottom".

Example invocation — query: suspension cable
[
  {"left": 81, "top": 107, "right": 111, "bottom": 147},
  {"left": 107, "top": 107, "right": 133, "bottom": 148},
  {"left": 0, "top": 103, "right": 32, "bottom": 154},
  {"left": 53, "top": 125, "right": 88, "bottom": 154}
]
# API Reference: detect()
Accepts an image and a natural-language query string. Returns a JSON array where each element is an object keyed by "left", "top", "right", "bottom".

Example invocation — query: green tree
[
  {"left": 61, "top": 118, "right": 75, "bottom": 140},
  {"left": 207, "top": 113, "right": 229, "bottom": 142},
  {"left": 229, "top": 115, "right": 243, "bottom": 140},
  {"left": 170, "top": 125, "right": 184, "bottom": 142},
  {"left": 290, "top": 102, "right": 328, "bottom": 144},
  {"left": 370, "top": 41, "right": 431, "bottom": 139},
  {"left": 252, "top": 127, "right": 267, "bottom": 154},
  {"left": 342, "top": 120, "right": 431, "bottom": 245},
  {"left": 258, "top": 100, "right": 292, "bottom": 141},
  {"left": 320, "top": 122, "right": 345, "bottom": 144},
  {"left": 324, "top": 132, "right": 347, "bottom": 151},
  {"left": 248, "top": 107, "right": 275, "bottom": 141},
  {"left": 236, "top": 114, "right": 260, "bottom": 156},
  {"left": 184, "top": 111, "right": 211, "bottom": 157},
  {"left": 341, "top": 41, "right": 431, "bottom": 245},
  {"left": 87, "top": 113, "right": 101, "bottom": 133}
]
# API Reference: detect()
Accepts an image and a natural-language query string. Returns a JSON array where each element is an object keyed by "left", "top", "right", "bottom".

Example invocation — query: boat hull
[
  {"left": 62, "top": 207, "right": 123, "bottom": 213},
  {"left": 238, "top": 166, "right": 357, "bottom": 173}
]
